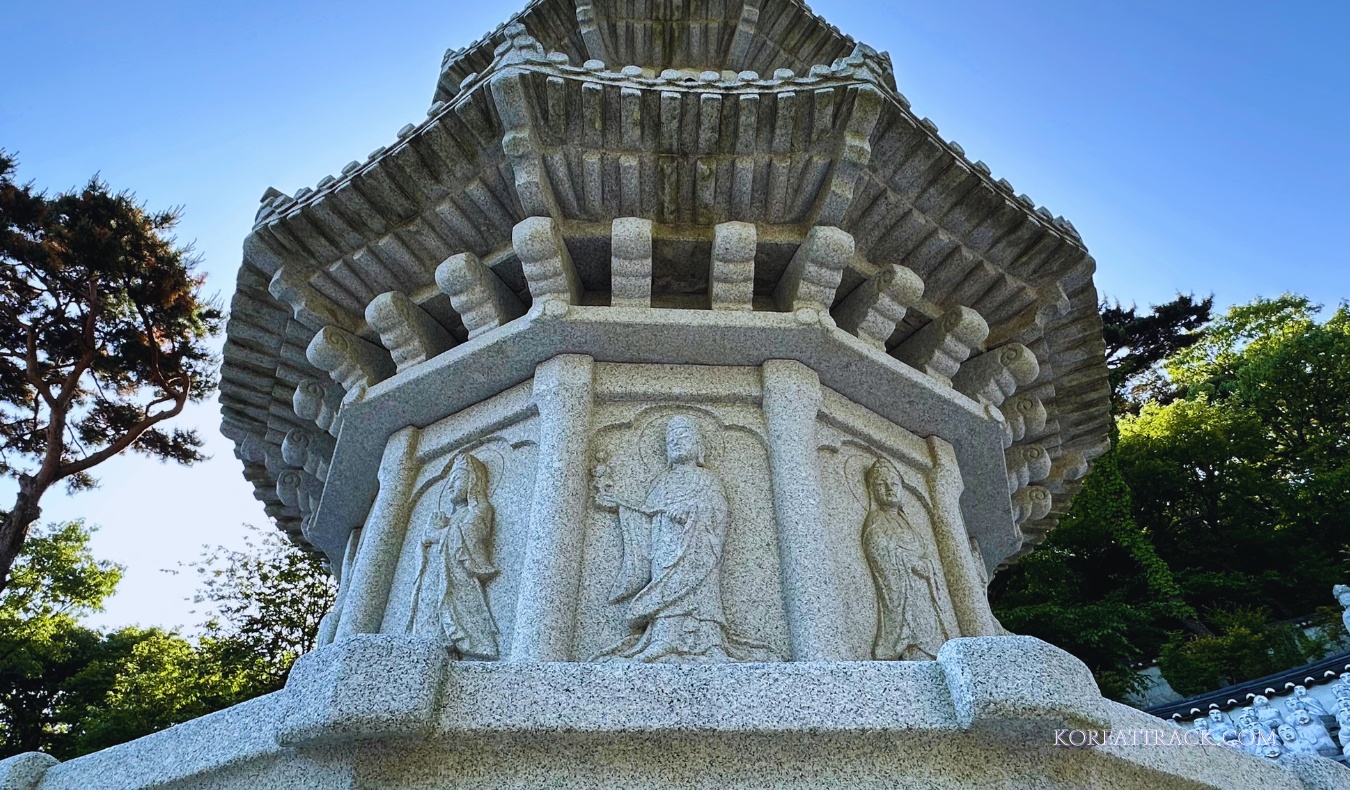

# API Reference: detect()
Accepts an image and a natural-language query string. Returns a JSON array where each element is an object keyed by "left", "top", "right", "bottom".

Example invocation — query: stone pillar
[
  {"left": 510, "top": 354, "right": 596, "bottom": 662},
  {"left": 761, "top": 359, "right": 852, "bottom": 660},
  {"left": 925, "top": 436, "right": 1001, "bottom": 636},
  {"left": 316, "top": 525, "right": 363, "bottom": 646},
  {"left": 334, "top": 426, "right": 421, "bottom": 639}
]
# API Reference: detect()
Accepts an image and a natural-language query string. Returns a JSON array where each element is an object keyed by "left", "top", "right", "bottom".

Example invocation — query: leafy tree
[
  {"left": 0, "top": 521, "right": 132, "bottom": 757},
  {"left": 992, "top": 294, "right": 1348, "bottom": 701},
  {"left": 0, "top": 153, "right": 222, "bottom": 594},
  {"left": 1170, "top": 296, "right": 1350, "bottom": 556},
  {"left": 187, "top": 525, "right": 335, "bottom": 692},
  {"left": 72, "top": 631, "right": 261, "bottom": 754},
  {"left": 1157, "top": 608, "right": 1322, "bottom": 697},
  {"left": 1121, "top": 297, "right": 1350, "bottom": 616},
  {"left": 1116, "top": 397, "right": 1316, "bottom": 616},
  {"left": 0, "top": 522, "right": 333, "bottom": 759},
  {"left": 990, "top": 438, "right": 1192, "bottom": 700}
]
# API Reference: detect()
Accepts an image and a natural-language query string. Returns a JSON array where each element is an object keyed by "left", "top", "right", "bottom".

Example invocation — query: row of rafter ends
[
  {"left": 434, "top": 0, "right": 861, "bottom": 103},
  {"left": 218, "top": 216, "right": 1109, "bottom": 551},
  {"left": 240, "top": 134, "right": 1088, "bottom": 358},
  {"left": 250, "top": 53, "right": 1079, "bottom": 258},
  {"left": 214, "top": 294, "right": 1100, "bottom": 443}
]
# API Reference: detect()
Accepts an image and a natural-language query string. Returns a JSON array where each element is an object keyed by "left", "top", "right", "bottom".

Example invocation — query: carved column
[
  {"left": 924, "top": 436, "right": 1001, "bottom": 637},
  {"left": 334, "top": 426, "right": 421, "bottom": 639},
  {"left": 510, "top": 354, "right": 596, "bottom": 662},
  {"left": 316, "top": 525, "right": 364, "bottom": 646},
  {"left": 762, "top": 359, "right": 852, "bottom": 660}
]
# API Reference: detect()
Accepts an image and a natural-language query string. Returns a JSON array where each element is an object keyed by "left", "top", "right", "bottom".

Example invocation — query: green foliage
[
  {"left": 72, "top": 631, "right": 265, "bottom": 753},
  {"left": 1102, "top": 294, "right": 1213, "bottom": 408},
  {"left": 0, "top": 521, "right": 332, "bottom": 760},
  {"left": 1167, "top": 294, "right": 1320, "bottom": 395},
  {"left": 992, "top": 293, "right": 1350, "bottom": 703},
  {"left": 991, "top": 442, "right": 1183, "bottom": 700},
  {"left": 0, "top": 521, "right": 130, "bottom": 757},
  {"left": 1120, "top": 298, "right": 1350, "bottom": 617},
  {"left": 0, "top": 152, "right": 222, "bottom": 593},
  {"left": 188, "top": 525, "right": 336, "bottom": 692},
  {"left": 1157, "top": 608, "right": 1322, "bottom": 697},
  {"left": 0, "top": 520, "right": 121, "bottom": 628}
]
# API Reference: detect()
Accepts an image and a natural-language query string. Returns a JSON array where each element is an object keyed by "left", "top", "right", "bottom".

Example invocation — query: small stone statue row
[{"left": 1191, "top": 678, "right": 1350, "bottom": 761}]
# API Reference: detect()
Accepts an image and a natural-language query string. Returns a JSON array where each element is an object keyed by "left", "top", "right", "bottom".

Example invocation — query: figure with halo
[
  {"left": 408, "top": 452, "right": 499, "bottom": 659},
  {"left": 862, "top": 458, "right": 958, "bottom": 660},
  {"left": 592, "top": 415, "right": 777, "bottom": 663}
]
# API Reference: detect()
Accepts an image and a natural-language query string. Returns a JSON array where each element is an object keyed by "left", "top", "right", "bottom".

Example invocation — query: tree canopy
[
  {"left": 0, "top": 522, "right": 333, "bottom": 759},
  {"left": 0, "top": 153, "right": 221, "bottom": 593},
  {"left": 991, "top": 294, "right": 1350, "bottom": 700}
]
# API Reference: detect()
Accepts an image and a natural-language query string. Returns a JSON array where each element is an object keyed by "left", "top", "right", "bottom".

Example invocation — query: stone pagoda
[{"left": 4, "top": 2, "right": 1347, "bottom": 788}]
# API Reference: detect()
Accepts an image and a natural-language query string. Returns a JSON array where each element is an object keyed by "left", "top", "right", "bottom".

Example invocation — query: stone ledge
[
  {"left": 0, "top": 752, "right": 56, "bottom": 790},
  {"left": 278, "top": 635, "right": 447, "bottom": 746},
  {"left": 437, "top": 660, "right": 960, "bottom": 734},
  {"left": 8, "top": 636, "right": 1346, "bottom": 790},
  {"left": 315, "top": 307, "right": 1016, "bottom": 572},
  {"left": 270, "top": 635, "right": 1122, "bottom": 744},
  {"left": 938, "top": 635, "right": 1112, "bottom": 732},
  {"left": 23, "top": 693, "right": 287, "bottom": 790}
]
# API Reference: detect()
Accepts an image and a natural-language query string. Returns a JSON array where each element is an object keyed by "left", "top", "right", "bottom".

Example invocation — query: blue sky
[{"left": 3, "top": 0, "right": 1347, "bottom": 630}]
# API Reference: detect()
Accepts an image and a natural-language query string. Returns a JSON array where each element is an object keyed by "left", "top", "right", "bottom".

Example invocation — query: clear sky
[{"left": 2, "top": 0, "right": 1347, "bottom": 631}]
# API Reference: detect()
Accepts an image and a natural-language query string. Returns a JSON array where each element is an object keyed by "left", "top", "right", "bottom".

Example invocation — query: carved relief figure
[
  {"left": 593, "top": 415, "right": 777, "bottom": 663},
  {"left": 408, "top": 452, "right": 499, "bottom": 659},
  {"left": 862, "top": 458, "right": 958, "bottom": 660}
]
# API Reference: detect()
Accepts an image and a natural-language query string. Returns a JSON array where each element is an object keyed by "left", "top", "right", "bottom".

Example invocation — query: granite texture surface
[{"left": 5, "top": 635, "right": 1346, "bottom": 789}]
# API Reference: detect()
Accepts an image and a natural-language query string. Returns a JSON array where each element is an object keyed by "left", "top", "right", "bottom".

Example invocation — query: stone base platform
[{"left": 4, "top": 636, "right": 1347, "bottom": 790}]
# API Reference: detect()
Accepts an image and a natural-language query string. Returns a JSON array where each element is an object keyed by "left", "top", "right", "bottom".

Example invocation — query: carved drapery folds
[
  {"left": 592, "top": 415, "right": 779, "bottom": 663},
  {"left": 221, "top": 0, "right": 1113, "bottom": 656},
  {"left": 407, "top": 452, "right": 500, "bottom": 659},
  {"left": 861, "top": 458, "right": 959, "bottom": 660},
  {"left": 242, "top": 209, "right": 1096, "bottom": 573},
  {"left": 223, "top": 0, "right": 1112, "bottom": 581},
  {"left": 319, "top": 358, "right": 1013, "bottom": 665}
]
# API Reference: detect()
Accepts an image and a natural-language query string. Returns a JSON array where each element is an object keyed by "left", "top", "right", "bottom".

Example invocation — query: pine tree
[{"left": 0, "top": 153, "right": 221, "bottom": 593}]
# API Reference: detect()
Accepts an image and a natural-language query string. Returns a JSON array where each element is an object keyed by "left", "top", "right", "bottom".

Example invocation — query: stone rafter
[{"left": 218, "top": 0, "right": 1110, "bottom": 556}]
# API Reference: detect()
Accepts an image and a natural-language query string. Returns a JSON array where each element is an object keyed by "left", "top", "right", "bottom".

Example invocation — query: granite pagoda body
[{"left": 4, "top": 2, "right": 1347, "bottom": 788}]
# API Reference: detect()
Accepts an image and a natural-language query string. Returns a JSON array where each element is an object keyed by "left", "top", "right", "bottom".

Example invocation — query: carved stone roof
[
  {"left": 1149, "top": 649, "right": 1350, "bottom": 723},
  {"left": 219, "top": 0, "right": 1110, "bottom": 564}
]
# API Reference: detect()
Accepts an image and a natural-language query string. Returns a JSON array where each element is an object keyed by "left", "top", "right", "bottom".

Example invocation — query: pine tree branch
[{"left": 55, "top": 376, "right": 189, "bottom": 481}]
